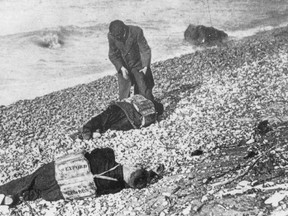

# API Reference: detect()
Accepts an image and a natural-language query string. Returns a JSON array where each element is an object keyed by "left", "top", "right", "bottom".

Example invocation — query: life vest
[
  {"left": 55, "top": 151, "right": 120, "bottom": 200},
  {"left": 55, "top": 152, "right": 97, "bottom": 200},
  {"left": 124, "top": 95, "right": 156, "bottom": 127}
]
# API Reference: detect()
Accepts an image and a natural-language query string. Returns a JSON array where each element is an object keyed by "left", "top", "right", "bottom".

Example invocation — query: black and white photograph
[{"left": 0, "top": 0, "right": 288, "bottom": 215}]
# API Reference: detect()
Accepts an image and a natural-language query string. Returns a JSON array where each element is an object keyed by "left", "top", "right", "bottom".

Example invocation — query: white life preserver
[
  {"left": 55, "top": 152, "right": 97, "bottom": 200},
  {"left": 124, "top": 95, "right": 156, "bottom": 127}
]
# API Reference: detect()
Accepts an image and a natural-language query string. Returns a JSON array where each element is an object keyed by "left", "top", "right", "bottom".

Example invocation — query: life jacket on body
[
  {"left": 122, "top": 94, "right": 157, "bottom": 127},
  {"left": 55, "top": 151, "right": 119, "bottom": 200}
]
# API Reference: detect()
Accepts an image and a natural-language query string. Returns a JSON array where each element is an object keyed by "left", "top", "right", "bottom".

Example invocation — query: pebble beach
[{"left": 0, "top": 26, "right": 288, "bottom": 215}]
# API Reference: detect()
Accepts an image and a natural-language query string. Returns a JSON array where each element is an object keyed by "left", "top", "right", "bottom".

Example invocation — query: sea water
[{"left": 0, "top": 0, "right": 287, "bottom": 105}]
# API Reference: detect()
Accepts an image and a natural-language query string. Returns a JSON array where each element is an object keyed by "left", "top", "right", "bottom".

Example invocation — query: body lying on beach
[
  {"left": 77, "top": 94, "right": 163, "bottom": 140},
  {"left": 0, "top": 147, "right": 159, "bottom": 208}
]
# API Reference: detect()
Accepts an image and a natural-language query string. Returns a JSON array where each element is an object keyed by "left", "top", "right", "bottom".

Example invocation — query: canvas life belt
[
  {"left": 55, "top": 152, "right": 97, "bottom": 200},
  {"left": 124, "top": 95, "right": 156, "bottom": 127},
  {"left": 55, "top": 152, "right": 120, "bottom": 200}
]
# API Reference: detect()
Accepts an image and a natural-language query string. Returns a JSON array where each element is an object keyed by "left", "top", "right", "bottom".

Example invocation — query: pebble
[
  {"left": 238, "top": 180, "right": 251, "bottom": 187},
  {"left": 182, "top": 205, "right": 192, "bottom": 215},
  {"left": 246, "top": 138, "right": 255, "bottom": 144},
  {"left": 264, "top": 182, "right": 275, "bottom": 187},
  {"left": 265, "top": 191, "right": 288, "bottom": 207},
  {"left": 0, "top": 206, "right": 9, "bottom": 214},
  {"left": 201, "top": 195, "right": 208, "bottom": 203}
]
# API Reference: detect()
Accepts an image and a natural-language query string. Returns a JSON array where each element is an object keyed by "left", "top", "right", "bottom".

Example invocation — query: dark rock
[
  {"left": 184, "top": 24, "right": 228, "bottom": 46},
  {"left": 244, "top": 150, "right": 258, "bottom": 159},
  {"left": 255, "top": 120, "right": 272, "bottom": 135},
  {"left": 238, "top": 139, "right": 247, "bottom": 146},
  {"left": 191, "top": 149, "right": 204, "bottom": 156},
  {"left": 156, "top": 164, "right": 165, "bottom": 175}
]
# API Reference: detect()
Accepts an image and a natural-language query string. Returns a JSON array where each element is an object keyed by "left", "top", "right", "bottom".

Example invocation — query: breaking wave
[
  {"left": 30, "top": 26, "right": 80, "bottom": 49},
  {"left": 35, "top": 32, "right": 64, "bottom": 49}
]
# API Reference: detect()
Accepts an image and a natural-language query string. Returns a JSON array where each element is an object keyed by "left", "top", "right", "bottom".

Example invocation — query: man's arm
[
  {"left": 137, "top": 28, "right": 151, "bottom": 69},
  {"left": 108, "top": 34, "right": 124, "bottom": 72}
]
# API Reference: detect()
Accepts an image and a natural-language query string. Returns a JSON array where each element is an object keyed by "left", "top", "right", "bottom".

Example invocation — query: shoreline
[
  {"left": 0, "top": 25, "right": 288, "bottom": 215},
  {"left": 2, "top": 23, "right": 288, "bottom": 107}
]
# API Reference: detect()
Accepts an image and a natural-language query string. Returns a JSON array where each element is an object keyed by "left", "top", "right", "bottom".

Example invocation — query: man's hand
[
  {"left": 121, "top": 67, "right": 129, "bottom": 80},
  {"left": 139, "top": 67, "right": 147, "bottom": 75}
]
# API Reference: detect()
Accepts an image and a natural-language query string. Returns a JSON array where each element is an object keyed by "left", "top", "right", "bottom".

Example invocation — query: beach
[{"left": 0, "top": 25, "right": 288, "bottom": 215}]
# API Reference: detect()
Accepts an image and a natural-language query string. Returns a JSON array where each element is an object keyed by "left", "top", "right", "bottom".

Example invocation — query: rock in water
[{"left": 184, "top": 24, "right": 228, "bottom": 46}]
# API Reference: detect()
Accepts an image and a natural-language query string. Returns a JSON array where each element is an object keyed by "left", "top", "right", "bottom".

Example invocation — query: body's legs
[
  {"left": 0, "top": 162, "right": 63, "bottom": 205},
  {"left": 82, "top": 105, "right": 133, "bottom": 139}
]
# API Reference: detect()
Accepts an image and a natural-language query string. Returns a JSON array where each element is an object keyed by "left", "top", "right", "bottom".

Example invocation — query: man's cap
[{"left": 109, "top": 20, "right": 126, "bottom": 37}]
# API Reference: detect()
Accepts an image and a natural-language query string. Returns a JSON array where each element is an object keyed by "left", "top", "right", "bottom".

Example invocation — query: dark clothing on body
[
  {"left": 81, "top": 100, "right": 164, "bottom": 140},
  {"left": 0, "top": 148, "right": 125, "bottom": 205},
  {"left": 81, "top": 105, "right": 134, "bottom": 140},
  {"left": 108, "top": 25, "right": 154, "bottom": 100},
  {"left": 85, "top": 148, "right": 125, "bottom": 195},
  {"left": 0, "top": 162, "right": 63, "bottom": 203}
]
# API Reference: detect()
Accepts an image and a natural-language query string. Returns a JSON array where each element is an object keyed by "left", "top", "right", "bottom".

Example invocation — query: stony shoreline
[{"left": 1, "top": 26, "right": 288, "bottom": 215}]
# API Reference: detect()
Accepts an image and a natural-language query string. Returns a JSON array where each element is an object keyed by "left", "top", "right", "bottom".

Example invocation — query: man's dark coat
[
  {"left": 108, "top": 25, "right": 151, "bottom": 71},
  {"left": 108, "top": 25, "right": 154, "bottom": 89}
]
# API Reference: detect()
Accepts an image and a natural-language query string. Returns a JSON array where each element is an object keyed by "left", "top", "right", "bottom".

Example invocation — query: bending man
[{"left": 108, "top": 20, "right": 155, "bottom": 101}]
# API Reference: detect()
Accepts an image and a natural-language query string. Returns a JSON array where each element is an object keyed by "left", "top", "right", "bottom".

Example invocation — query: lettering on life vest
[
  {"left": 131, "top": 95, "right": 156, "bottom": 127},
  {"left": 55, "top": 152, "right": 97, "bottom": 200}
]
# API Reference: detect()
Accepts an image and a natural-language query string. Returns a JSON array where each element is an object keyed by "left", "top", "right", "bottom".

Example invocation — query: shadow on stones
[{"left": 158, "top": 82, "right": 201, "bottom": 120}]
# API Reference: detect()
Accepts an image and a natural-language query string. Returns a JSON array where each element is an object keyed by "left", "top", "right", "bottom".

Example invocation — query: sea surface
[{"left": 0, "top": 0, "right": 287, "bottom": 105}]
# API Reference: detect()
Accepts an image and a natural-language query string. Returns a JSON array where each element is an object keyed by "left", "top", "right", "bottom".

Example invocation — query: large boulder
[{"left": 184, "top": 24, "right": 228, "bottom": 46}]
